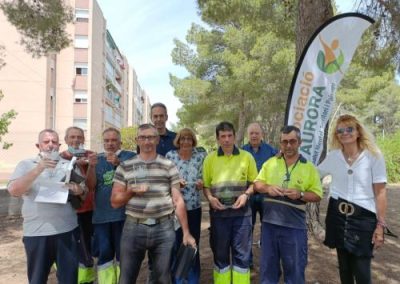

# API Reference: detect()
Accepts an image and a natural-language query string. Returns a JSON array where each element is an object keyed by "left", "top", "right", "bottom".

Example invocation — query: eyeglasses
[
  {"left": 137, "top": 135, "right": 158, "bottom": 141},
  {"left": 180, "top": 137, "right": 193, "bottom": 142},
  {"left": 280, "top": 139, "right": 298, "bottom": 146},
  {"left": 336, "top": 127, "right": 354, "bottom": 134}
]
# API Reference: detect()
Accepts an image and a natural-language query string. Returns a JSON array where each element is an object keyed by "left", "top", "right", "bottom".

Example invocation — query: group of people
[{"left": 8, "top": 100, "right": 388, "bottom": 284}]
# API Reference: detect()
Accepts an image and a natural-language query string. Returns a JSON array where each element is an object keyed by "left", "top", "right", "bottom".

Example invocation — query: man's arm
[
  {"left": 283, "top": 189, "right": 321, "bottom": 202},
  {"left": 110, "top": 182, "right": 135, "bottom": 208},
  {"left": 8, "top": 159, "right": 57, "bottom": 197},
  {"left": 85, "top": 152, "right": 97, "bottom": 191},
  {"left": 203, "top": 187, "right": 225, "bottom": 210},
  {"left": 171, "top": 185, "right": 196, "bottom": 247},
  {"left": 232, "top": 184, "right": 254, "bottom": 209},
  {"left": 254, "top": 181, "right": 284, "bottom": 196}
]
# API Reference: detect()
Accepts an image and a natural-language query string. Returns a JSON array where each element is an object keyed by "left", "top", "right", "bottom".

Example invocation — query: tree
[
  {"left": 355, "top": 0, "right": 400, "bottom": 70},
  {"left": 0, "top": 0, "right": 74, "bottom": 57},
  {"left": 0, "top": 91, "right": 17, "bottom": 149},
  {"left": 0, "top": 46, "right": 17, "bottom": 150},
  {"left": 171, "top": 0, "right": 295, "bottom": 145},
  {"left": 120, "top": 126, "right": 137, "bottom": 152}
]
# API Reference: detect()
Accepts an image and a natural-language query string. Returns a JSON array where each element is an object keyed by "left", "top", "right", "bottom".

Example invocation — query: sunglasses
[
  {"left": 280, "top": 139, "right": 298, "bottom": 146},
  {"left": 336, "top": 127, "right": 354, "bottom": 134},
  {"left": 137, "top": 135, "right": 158, "bottom": 141}
]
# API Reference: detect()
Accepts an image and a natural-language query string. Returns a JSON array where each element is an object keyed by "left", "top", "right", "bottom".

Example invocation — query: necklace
[{"left": 343, "top": 151, "right": 360, "bottom": 163}]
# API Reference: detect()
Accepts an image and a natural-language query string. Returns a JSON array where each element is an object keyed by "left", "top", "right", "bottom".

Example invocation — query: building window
[
  {"left": 73, "top": 118, "right": 87, "bottom": 130},
  {"left": 75, "top": 9, "right": 89, "bottom": 22},
  {"left": 74, "top": 35, "right": 88, "bottom": 48},
  {"left": 74, "top": 91, "right": 87, "bottom": 103},
  {"left": 75, "top": 63, "right": 88, "bottom": 75}
]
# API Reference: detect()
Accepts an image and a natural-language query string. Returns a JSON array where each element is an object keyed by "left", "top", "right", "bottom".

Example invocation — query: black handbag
[{"left": 173, "top": 244, "right": 197, "bottom": 280}]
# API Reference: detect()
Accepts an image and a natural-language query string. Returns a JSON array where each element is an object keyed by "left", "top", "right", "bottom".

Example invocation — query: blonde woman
[{"left": 319, "top": 114, "right": 387, "bottom": 284}]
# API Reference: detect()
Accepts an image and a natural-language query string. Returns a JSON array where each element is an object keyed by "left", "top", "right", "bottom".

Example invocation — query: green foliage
[
  {"left": 120, "top": 126, "right": 137, "bottom": 152},
  {"left": 0, "top": 91, "right": 18, "bottom": 149},
  {"left": 377, "top": 131, "right": 400, "bottom": 183},
  {"left": 355, "top": 0, "right": 400, "bottom": 69},
  {"left": 0, "top": 0, "right": 74, "bottom": 57},
  {"left": 171, "top": 0, "right": 295, "bottom": 144}
]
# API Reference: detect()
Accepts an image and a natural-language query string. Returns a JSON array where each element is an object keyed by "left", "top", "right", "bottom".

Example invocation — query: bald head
[{"left": 247, "top": 122, "right": 263, "bottom": 147}]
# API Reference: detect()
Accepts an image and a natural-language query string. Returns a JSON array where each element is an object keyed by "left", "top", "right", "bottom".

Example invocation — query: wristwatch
[
  {"left": 298, "top": 191, "right": 304, "bottom": 200},
  {"left": 243, "top": 192, "right": 251, "bottom": 200}
]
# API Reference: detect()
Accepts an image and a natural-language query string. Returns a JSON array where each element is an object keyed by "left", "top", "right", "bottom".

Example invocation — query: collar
[
  {"left": 217, "top": 145, "right": 240, "bottom": 156},
  {"left": 160, "top": 129, "right": 175, "bottom": 137},
  {"left": 278, "top": 153, "right": 307, "bottom": 163}
]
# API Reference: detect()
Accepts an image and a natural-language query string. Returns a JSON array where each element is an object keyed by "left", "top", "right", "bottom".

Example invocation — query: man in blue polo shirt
[
  {"left": 151, "top": 102, "right": 177, "bottom": 156},
  {"left": 242, "top": 122, "right": 277, "bottom": 268}
]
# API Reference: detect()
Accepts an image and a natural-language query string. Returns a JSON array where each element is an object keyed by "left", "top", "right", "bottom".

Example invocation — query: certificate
[{"left": 35, "top": 181, "right": 69, "bottom": 204}]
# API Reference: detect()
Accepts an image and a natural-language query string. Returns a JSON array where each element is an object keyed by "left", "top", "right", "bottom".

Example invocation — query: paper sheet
[{"left": 35, "top": 181, "right": 69, "bottom": 204}]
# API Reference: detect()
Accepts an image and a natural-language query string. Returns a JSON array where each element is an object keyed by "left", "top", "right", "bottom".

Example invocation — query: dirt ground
[{"left": 1, "top": 186, "right": 399, "bottom": 284}]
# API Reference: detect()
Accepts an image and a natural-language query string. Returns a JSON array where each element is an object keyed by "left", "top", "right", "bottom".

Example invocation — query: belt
[
  {"left": 129, "top": 214, "right": 173, "bottom": 226},
  {"left": 334, "top": 198, "right": 375, "bottom": 217}
]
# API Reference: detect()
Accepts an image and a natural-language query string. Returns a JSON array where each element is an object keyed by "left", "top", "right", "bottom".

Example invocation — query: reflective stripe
[
  {"left": 213, "top": 266, "right": 231, "bottom": 284},
  {"left": 264, "top": 197, "right": 306, "bottom": 211},
  {"left": 214, "top": 265, "right": 231, "bottom": 274},
  {"left": 98, "top": 263, "right": 117, "bottom": 284},
  {"left": 78, "top": 266, "right": 95, "bottom": 283},
  {"left": 97, "top": 260, "right": 114, "bottom": 271},
  {"left": 232, "top": 268, "right": 250, "bottom": 284},
  {"left": 232, "top": 265, "right": 249, "bottom": 274}
]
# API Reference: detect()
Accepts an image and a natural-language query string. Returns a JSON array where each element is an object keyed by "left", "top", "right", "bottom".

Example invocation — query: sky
[{"left": 97, "top": 0, "right": 355, "bottom": 126}]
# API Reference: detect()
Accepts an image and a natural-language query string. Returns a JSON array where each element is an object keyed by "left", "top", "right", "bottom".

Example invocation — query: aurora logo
[{"left": 317, "top": 35, "right": 344, "bottom": 74}]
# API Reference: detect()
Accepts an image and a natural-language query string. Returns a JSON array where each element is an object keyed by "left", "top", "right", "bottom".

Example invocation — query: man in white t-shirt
[{"left": 8, "top": 129, "right": 85, "bottom": 283}]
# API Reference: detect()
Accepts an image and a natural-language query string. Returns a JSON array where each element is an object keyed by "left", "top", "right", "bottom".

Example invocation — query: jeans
[
  {"left": 93, "top": 220, "right": 125, "bottom": 265},
  {"left": 336, "top": 248, "right": 372, "bottom": 284},
  {"left": 260, "top": 223, "right": 307, "bottom": 284},
  {"left": 23, "top": 230, "right": 79, "bottom": 284},
  {"left": 119, "top": 216, "right": 175, "bottom": 284},
  {"left": 173, "top": 207, "right": 202, "bottom": 284}
]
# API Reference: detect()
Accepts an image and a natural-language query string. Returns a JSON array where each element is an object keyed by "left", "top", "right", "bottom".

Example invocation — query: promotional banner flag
[{"left": 285, "top": 13, "right": 374, "bottom": 164}]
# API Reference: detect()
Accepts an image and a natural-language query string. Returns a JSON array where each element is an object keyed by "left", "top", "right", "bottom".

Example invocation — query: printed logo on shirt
[{"left": 103, "top": 170, "right": 115, "bottom": 186}]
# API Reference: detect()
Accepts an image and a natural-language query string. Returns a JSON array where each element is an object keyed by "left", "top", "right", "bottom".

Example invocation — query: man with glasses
[
  {"left": 254, "top": 125, "right": 323, "bottom": 284},
  {"left": 203, "top": 121, "right": 258, "bottom": 284},
  {"left": 111, "top": 124, "right": 195, "bottom": 284}
]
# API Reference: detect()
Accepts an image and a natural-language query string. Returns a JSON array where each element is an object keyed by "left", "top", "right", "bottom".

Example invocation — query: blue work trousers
[
  {"left": 260, "top": 222, "right": 307, "bottom": 284},
  {"left": 119, "top": 217, "right": 175, "bottom": 284},
  {"left": 93, "top": 220, "right": 125, "bottom": 265},
  {"left": 23, "top": 230, "right": 79, "bottom": 284},
  {"left": 210, "top": 215, "right": 252, "bottom": 271}
]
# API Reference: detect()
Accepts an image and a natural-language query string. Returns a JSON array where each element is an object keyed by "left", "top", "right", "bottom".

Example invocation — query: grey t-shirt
[{"left": 9, "top": 157, "right": 78, "bottom": 236}]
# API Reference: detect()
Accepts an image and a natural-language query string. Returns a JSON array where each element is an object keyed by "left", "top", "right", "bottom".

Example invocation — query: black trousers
[{"left": 336, "top": 248, "right": 372, "bottom": 284}]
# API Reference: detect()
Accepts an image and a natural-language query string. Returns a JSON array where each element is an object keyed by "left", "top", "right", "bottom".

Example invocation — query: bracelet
[
  {"left": 377, "top": 220, "right": 387, "bottom": 228},
  {"left": 243, "top": 192, "right": 250, "bottom": 200}
]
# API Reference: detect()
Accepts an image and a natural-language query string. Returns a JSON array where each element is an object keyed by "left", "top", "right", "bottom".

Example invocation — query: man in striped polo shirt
[
  {"left": 111, "top": 123, "right": 195, "bottom": 284},
  {"left": 203, "top": 121, "right": 258, "bottom": 284},
  {"left": 254, "top": 125, "right": 323, "bottom": 284}
]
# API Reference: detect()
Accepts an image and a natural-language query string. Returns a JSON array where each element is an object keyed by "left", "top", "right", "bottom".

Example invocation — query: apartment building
[{"left": 0, "top": 0, "right": 149, "bottom": 178}]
